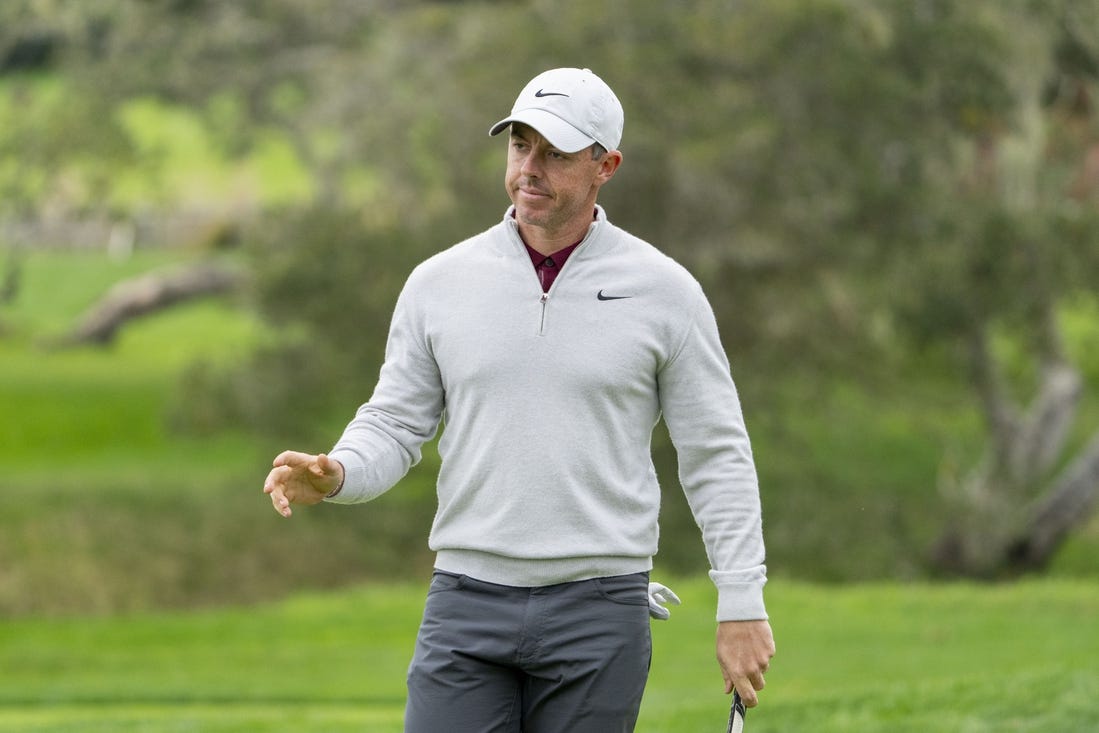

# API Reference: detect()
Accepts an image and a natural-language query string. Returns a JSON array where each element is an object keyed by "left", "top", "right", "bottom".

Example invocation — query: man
[{"left": 263, "top": 67, "right": 774, "bottom": 732}]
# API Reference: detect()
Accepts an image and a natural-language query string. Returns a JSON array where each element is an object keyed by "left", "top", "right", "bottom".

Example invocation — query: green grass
[
  {"left": 0, "top": 250, "right": 295, "bottom": 615},
  {"left": 1, "top": 249, "right": 266, "bottom": 489},
  {"left": 0, "top": 578, "right": 1096, "bottom": 732}
]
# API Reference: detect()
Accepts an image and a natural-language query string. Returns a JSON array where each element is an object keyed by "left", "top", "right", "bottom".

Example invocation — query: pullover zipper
[
  {"left": 536, "top": 247, "right": 581, "bottom": 336},
  {"left": 521, "top": 219, "right": 596, "bottom": 336}
]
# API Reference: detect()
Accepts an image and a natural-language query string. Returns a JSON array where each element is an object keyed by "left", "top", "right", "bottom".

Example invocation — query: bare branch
[
  {"left": 59, "top": 263, "right": 243, "bottom": 347},
  {"left": 1007, "top": 430, "right": 1099, "bottom": 570},
  {"left": 1010, "top": 361, "right": 1083, "bottom": 483}
]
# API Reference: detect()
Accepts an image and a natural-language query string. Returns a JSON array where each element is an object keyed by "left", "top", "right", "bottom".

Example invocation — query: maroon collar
[
  {"left": 515, "top": 208, "right": 596, "bottom": 292},
  {"left": 525, "top": 241, "right": 581, "bottom": 293}
]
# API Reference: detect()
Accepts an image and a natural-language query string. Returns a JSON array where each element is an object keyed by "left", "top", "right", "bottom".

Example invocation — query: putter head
[{"left": 726, "top": 690, "right": 746, "bottom": 733}]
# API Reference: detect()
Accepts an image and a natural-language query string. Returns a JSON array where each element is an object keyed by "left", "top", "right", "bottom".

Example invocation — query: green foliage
[
  {"left": 1, "top": 578, "right": 1097, "bottom": 731},
  {"left": 5, "top": 0, "right": 1099, "bottom": 593},
  {"left": 10, "top": 0, "right": 1099, "bottom": 383},
  {"left": 171, "top": 203, "right": 446, "bottom": 441},
  {"left": 0, "top": 75, "right": 132, "bottom": 217}
]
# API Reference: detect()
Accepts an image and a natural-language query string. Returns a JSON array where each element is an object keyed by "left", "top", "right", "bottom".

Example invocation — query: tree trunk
[
  {"left": 1006, "top": 432, "right": 1099, "bottom": 570},
  {"left": 60, "top": 262, "right": 242, "bottom": 346},
  {"left": 931, "top": 315, "right": 1095, "bottom": 577}
]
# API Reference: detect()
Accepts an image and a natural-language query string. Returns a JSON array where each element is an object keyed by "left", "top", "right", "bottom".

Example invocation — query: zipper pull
[{"left": 538, "top": 292, "right": 549, "bottom": 334}]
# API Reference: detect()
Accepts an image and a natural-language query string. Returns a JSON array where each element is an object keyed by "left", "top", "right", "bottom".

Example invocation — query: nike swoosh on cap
[
  {"left": 597, "top": 290, "right": 631, "bottom": 301},
  {"left": 534, "top": 89, "right": 569, "bottom": 98}
]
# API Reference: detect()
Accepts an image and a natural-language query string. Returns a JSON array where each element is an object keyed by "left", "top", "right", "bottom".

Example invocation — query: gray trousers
[{"left": 404, "top": 570, "right": 652, "bottom": 733}]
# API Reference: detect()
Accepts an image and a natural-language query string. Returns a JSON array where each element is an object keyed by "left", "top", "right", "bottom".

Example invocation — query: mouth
[{"left": 516, "top": 182, "right": 551, "bottom": 200}]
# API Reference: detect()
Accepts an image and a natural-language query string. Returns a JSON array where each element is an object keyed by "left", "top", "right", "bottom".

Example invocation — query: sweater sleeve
[
  {"left": 657, "top": 285, "right": 768, "bottom": 621},
  {"left": 326, "top": 273, "right": 445, "bottom": 504}
]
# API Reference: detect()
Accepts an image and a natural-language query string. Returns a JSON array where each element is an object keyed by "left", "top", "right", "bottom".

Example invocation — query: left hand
[{"left": 716, "top": 619, "right": 775, "bottom": 708}]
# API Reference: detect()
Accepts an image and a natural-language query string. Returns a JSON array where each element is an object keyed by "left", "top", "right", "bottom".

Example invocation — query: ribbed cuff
[{"left": 710, "top": 571, "right": 768, "bottom": 622}]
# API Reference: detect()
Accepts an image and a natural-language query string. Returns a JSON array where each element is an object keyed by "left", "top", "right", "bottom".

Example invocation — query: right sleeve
[{"left": 326, "top": 274, "right": 445, "bottom": 503}]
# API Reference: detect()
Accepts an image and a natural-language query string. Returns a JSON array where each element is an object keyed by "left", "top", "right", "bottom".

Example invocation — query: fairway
[{"left": 1, "top": 578, "right": 1096, "bottom": 732}]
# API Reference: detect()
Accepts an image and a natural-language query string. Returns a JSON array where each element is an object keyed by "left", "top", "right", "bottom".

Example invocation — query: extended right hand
[{"left": 263, "top": 451, "right": 344, "bottom": 518}]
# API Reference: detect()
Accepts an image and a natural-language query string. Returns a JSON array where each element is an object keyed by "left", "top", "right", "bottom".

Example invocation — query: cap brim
[{"left": 488, "top": 109, "right": 597, "bottom": 154}]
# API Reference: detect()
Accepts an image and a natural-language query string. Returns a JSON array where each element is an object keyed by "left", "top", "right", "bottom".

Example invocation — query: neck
[{"left": 517, "top": 208, "right": 598, "bottom": 256}]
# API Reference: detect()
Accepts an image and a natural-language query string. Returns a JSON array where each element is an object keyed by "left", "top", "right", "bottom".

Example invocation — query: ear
[{"left": 594, "top": 150, "right": 623, "bottom": 186}]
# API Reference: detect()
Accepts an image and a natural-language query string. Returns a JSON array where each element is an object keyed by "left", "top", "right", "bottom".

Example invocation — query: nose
[{"left": 519, "top": 150, "right": 542, "bottom": 178}]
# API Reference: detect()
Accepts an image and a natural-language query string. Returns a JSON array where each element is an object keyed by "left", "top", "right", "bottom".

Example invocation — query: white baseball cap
[{"left": 489, "top": 67, "right": 624, "bottom": 153}]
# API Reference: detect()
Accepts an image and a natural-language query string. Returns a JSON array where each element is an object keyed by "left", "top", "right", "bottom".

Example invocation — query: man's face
[{"left": 505, "top": 123, "right": 618, "bottom": 237}]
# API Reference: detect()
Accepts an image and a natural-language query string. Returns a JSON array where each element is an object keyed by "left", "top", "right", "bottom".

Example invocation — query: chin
[
  {"left": 513, "top": 202, "right": 546, "bottom": 223},
  {"left": 516, "top": 211, "right": 547, "bottom": 229}
]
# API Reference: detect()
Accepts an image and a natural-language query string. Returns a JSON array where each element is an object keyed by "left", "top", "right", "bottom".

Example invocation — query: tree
[{"left": 910, "top": 1, "right": 1099, "bottom": 575}]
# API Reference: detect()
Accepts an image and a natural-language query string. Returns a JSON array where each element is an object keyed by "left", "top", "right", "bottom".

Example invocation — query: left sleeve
[{"left": 657, "top": 285, "right": 767, "bottom": 621}]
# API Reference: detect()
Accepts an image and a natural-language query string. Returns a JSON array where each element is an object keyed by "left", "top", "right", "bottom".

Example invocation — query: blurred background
[{"left": 2, "top": 0, "right": 1098, "bottom": 618}]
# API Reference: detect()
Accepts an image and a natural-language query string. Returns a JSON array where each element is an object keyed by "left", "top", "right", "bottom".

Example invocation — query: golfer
[{"left": 264, "top": 67, "right": 774, "bottom": 732}]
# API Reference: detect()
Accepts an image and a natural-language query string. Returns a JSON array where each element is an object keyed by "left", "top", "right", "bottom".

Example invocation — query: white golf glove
[{"left": 647, "top": 581, "right": 681, "bottom": 620}]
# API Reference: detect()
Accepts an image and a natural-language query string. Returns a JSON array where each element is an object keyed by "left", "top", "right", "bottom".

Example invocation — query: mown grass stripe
[{"left": 2, "top": 579, "right": 1097, "bottom": 732}]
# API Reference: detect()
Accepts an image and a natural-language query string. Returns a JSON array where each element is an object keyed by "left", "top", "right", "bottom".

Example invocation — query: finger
[
  {"left": 267, "top": 484, "right": 292, "bottom": 518},
  {"left": 734, "top": 677, "right": 760, "bottom": 707},
  {"left": 272, "top": 450, "right": 314, "bottom": 468},
  {"left": 263, "top": 466, "right": 294, "bottom": 518},
  {"left": 262, "top": 465, "right": 284, "bottom": 495},
  {"left": 311, "top": 453, "right": 337, "bottom": 479}
]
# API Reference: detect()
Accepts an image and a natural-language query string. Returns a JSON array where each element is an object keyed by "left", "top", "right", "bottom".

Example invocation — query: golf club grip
[{"left": 726, "top": 690, "right": 746, "bottom": 733}]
